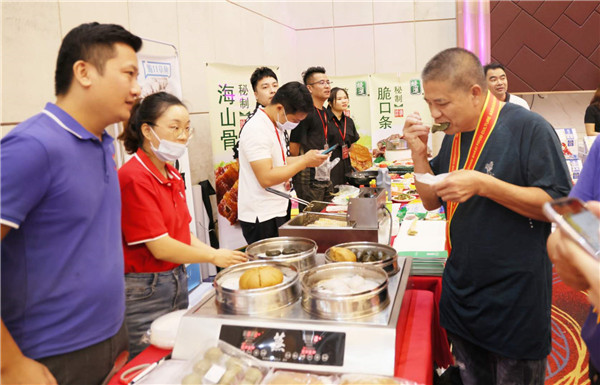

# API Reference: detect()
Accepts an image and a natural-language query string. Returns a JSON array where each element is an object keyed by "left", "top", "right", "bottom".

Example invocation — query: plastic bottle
[{"left": 376, "top": 164, "right": 392, "bottom": 201}]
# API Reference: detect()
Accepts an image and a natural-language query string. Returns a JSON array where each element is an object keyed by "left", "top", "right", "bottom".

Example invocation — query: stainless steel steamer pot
[
  {"left": 324, "top": 242, "right": 400, "bottom": 276},
  {"left": 214, "top": 261, "right": 300, "bottom": 315},
  {"left": 246, "top": 237, "right": 318, "bottom": 273},
  {"left": 301, "top": 262, "right": 389, "bottom": 320}
]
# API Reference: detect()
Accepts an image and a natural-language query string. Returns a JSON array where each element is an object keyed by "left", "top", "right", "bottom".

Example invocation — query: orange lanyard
[
  {"left": 333, "top": 115, "right": 346, "bottom": 141},
  {"left": 445, "top": 91, "right": 504, "bottom": 255},
  {"left": 261, "top": 109, "right": 286, "bottom": 165}
]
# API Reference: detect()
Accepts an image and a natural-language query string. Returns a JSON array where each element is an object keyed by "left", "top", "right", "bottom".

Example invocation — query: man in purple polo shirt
[
  {"left": 548, "top": 137, "right": 600, "bottom": 385},
  {"left": 1, "top": 23, "right": 142, "bottom": 385}
]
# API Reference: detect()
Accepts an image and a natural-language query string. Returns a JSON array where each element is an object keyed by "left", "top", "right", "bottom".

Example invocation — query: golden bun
[{"left": 239, "top": 266, "right": 284, "bottom": 289}]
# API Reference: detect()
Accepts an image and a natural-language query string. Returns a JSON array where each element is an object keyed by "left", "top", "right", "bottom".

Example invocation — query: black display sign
[{"left": 219, "top": 325, "right": 345, "bottom": 366}]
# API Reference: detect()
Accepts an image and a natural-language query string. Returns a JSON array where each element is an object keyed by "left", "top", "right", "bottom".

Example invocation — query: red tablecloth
[
  {"left": 394, "top": 289, "right": 434, "bottom": 385},
  {"left": 408, "top": 276, "right": 453, "bottom": 369},
  {"left": 109, "top": 345, "right": 171, "bottom": 385}
]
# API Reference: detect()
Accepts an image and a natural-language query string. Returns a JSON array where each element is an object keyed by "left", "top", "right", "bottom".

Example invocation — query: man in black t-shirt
[
  {"left": 404, "top": 48, "right": 572, "bottom": 385},
  {"left": 289, "top": 66, "right": 332, "bottom": 206}
]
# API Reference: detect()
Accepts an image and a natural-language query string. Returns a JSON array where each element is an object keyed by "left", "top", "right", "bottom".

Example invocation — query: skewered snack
[
  {"left": 239, "top": 266, "right": 284, "bottom": 289},
  {"left": 431, "top": 122, "right": 450, "bottom": 133},
  {"left": 329, "top": 247, "right": 357, "bottom": 262}
]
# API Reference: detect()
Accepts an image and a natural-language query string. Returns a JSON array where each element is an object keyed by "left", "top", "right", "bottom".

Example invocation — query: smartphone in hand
[
  {"left": 321, "top": 143, "right": 339, "bottom": 155},
  {"left": 543, "top": 197, "right": 600, "bottom": 259}
]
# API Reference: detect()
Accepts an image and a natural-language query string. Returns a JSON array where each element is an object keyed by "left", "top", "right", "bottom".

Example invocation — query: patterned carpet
[{"left": 546, "top": 271, "right": 591, "bottom": 384}]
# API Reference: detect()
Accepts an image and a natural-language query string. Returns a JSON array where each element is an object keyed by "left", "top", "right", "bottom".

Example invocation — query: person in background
[
  {"left": 484, "top": 62, "right": 530, "bottom": 110},
  {"left": 326, "top": 87, "right": 360, "bottom": 187},
  {"left": 238, "top": 82, "right": 328, "bottom": 244},
  {"left": 233, "top": 67, "right": 279, "bottom": 159},
  {"left": 403, "top": 48, "right": 571, "bottom": 385},
  {"left": 584, "top": 86, "right": 600, "bottom": 136},
  {"left": 547, "top": 136, "right": 600, "bottom": 385},
  {"left": 1, "top": 23, "right": 142, "bottom": 385},
  {"left": 118, "top": 92, "right": 247, "bottom": 358},
  {"left": 289, "top": 66, "right": 334, "bottom": 208}
]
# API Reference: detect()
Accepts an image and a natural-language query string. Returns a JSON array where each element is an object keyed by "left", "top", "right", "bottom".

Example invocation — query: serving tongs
[{"left": 265, "top": 187, "right": 345, "bottom": 214}]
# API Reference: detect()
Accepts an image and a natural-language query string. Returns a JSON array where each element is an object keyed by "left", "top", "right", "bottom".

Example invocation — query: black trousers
[
  {"left": 240, "top": 214, "right": 290, "bottom": 245},
  {"left": 38, "top": 320, "right": 128, "bottom": 385}
]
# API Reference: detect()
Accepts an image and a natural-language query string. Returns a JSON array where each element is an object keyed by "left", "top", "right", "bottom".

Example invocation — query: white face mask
[
  {"left": 277, "top": 109, "right": 299, "bottom": 131},
  {"left": 149, "top": 128, "right": 188, "bottom": 162}
]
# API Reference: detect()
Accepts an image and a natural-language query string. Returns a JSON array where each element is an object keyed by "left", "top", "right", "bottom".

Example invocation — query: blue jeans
[
  {"left": 125, "top": 265, "right": 188, "bottom": 359},
  {"left": 448, "top": 333, "right": 546, "bottom": 385}
]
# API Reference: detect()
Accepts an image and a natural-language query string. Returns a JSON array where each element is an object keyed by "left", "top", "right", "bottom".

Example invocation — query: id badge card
[{"left": 341, "top": 144, "right": 349, "bottom": 159}]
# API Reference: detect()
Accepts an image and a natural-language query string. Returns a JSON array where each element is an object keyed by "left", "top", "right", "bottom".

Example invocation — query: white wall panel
[
  {"left": 58, "top": 1, "right": 129, "bottom": 37},
  {"left": 187, "top": 113, "right": 213, "bottom": 185},
  {"left": 415, "top": 19, "right": 456, "bottom": 71},
  {"left": 262, "top": 21, "right": 297, "bottom": 83},
  {"left": 296, "top": 28, "right": 335, "bottom": 78},
  {"left": 176, "top": 1, "right": 214, "bottom": 113},
  {"left": 334, "top": 25, "right": 375, "bottom": 76},
  {"left": 332, "top": 0, "right": 373, "bottom": 27},
  {"left": 373, "top": 1, "right": 414, "bottom": 24},
  {"left": 414, "top": 0, "right": 456, "bottom": 21},
  {"left": 374, "top": 22, "right": 416, "bottom": 74},
  {"left": 211, "top": 2, "right": 265, "bottom": 66},
  {"left": 129, "top": 1, "right": 179, "bottom": 57},
  {"left": 287, "top": 1, "right": 334, "bottom": 30},
  {"left": 2, "top": 2, "right": 61, "bottom": 123}
]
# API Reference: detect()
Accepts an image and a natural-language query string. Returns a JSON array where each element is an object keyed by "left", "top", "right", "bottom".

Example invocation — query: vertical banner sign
[
  {"left": 328, "top": 75, "right": 372, "bottom": 149},
  {"left": 206, "top": 63, "right": 279, "bottom": 249},
  {"left": 133, "top": 54, "right": 196, "bottom": 235},
  {"left": 369, "top": 73, "right": 432, "bottom": 152}
]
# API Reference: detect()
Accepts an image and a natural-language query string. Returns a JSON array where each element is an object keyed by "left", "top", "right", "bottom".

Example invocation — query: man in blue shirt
[{"left": 1, "top": 23, "right": 142, "bottom": 385}]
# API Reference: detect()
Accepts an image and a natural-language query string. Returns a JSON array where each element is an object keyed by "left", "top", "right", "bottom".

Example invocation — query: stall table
[{"left": 109, "top": 290, "right": 435, "bottom": 385}]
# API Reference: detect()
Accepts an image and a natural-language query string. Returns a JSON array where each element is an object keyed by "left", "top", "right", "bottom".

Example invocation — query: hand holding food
[{"left": 402, "top": 112, "right": 429, "bottom": 156}]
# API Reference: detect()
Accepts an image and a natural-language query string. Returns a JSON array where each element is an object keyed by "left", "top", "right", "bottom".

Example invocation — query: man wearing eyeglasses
[{"left": 289, "top": 66, "right": 334, "bottom": 208}]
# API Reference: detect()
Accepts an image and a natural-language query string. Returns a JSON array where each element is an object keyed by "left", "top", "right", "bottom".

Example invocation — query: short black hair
[
  {"left": 483, "top": 62, "right": 506, "bottom": 77},
  {"left": 302, "top": 66, "right": 326, "bottom": 85},
  {"left": 250, "top": 67, "right": 278, "bottom": 92},
  {"left": 270, "top": 81, "right": 313, "bottom": 115},
  {"left": 119, "top": 92, "right": 186, "bottom": 154},
  {"left": 55, "top": 22, "right": 142, "bottom": 96},
  {"left": 422, "top": 48, "right": 486, "bottom": 93}
]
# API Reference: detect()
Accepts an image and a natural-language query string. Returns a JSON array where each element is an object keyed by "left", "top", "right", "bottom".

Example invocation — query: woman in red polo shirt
[{"left": 118, "top": 92, "right": 247, "bottom": 357}]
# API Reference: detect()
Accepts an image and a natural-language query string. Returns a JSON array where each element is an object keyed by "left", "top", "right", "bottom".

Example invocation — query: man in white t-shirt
[
  {"left": 484, "top": 62, "right": 530, "bottom": 110},
  {"left": 238, "top": 81, "right": 329, "bottom": 244}
]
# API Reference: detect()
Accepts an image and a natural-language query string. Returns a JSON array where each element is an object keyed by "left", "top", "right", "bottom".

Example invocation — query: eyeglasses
[
  {"left": 150, "top": 124, "right": 194, "bottom": 139},
  {"left": 309, "top": 80, "right": 332, "bottom": 86}
]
